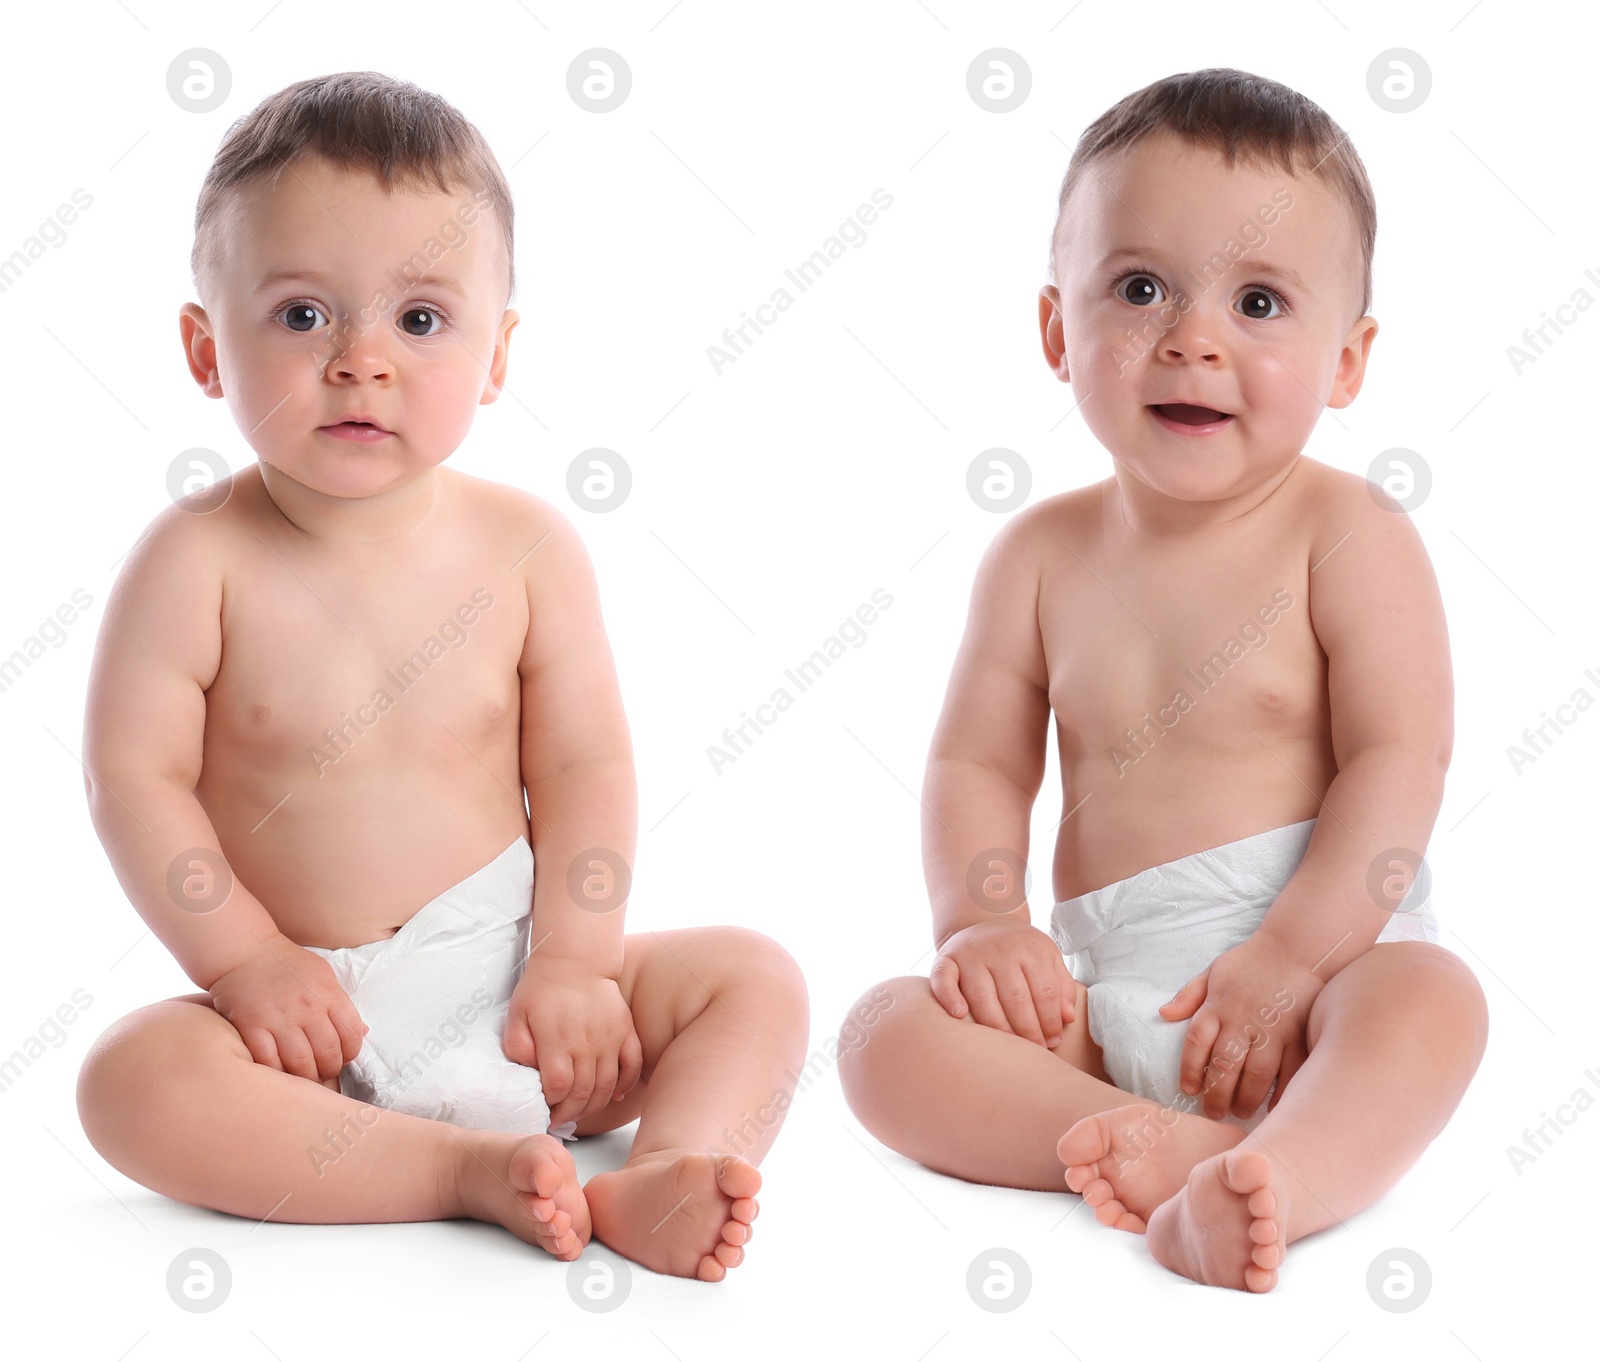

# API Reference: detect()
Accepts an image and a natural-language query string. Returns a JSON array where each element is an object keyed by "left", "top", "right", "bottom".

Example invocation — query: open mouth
[{"left": 1150, "top": 403, "right": 1231, "bottom": 425}]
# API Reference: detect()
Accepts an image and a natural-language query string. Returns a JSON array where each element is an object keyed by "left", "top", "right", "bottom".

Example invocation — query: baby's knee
[
  {"left": 835, "top": 976, "right": 926, "bottom": 1089},
  {"left": 77, "top": 999, "right": 238, "bottom": 1149}
]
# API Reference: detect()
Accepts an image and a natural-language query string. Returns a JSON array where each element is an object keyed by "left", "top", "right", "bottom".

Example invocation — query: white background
[{"left": 1, "top": 1, "right": 1592, "bottom": 1357}]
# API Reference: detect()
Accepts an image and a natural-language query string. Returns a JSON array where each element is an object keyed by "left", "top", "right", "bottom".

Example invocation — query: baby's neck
[{"left": 259, "top": 461, "right": 448, "bottom": 545}]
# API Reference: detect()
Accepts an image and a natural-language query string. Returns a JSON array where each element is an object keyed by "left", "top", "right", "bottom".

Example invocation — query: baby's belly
[
  {"left": 1050, "top": 744, "right": 1332, "bottom": 903},
  {"left": 197, "top": 750, "right": 529, "bottom": 950}
]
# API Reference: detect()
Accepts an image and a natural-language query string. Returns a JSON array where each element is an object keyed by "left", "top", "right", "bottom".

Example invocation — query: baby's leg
[
  {"left": 577, "top": 927, "right": 809, "bottom": 1282},
  {"left": 837, "top": 975, "right": 1245, "bottom": 1201},
  {"left": 1143, "top": 941, "right": 1488, "bottom": 1291},
  {"left": 77, "top": 995, "right": 587, "bottom": 1258}
]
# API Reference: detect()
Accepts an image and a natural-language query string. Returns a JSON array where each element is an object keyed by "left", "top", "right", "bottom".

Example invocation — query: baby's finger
[
  {"left": 304, "top": 1011, "right": 347, "bottom": 1083},
  {"left": 553, "top": 1056, "right": 597, "bottom": 1128},
  {"left": 274, "top": 1025, "right": 321, "bottom": 1084},
  {"left": 1201, "top": 1032, "right": 1250, "bottom": 1119},
  {"left": 591, "top": 1050, "right": 620, "bottom": 1116},
  {"left": 1230, "top": 1037, "right": 1279, "bottom": 1119},
  {"left": 929, "top": 956, "right": 967, "bottom": 1019},
  {"left": 327, "top": 990, "right": 368, "bottom": 1063},
  {"left": 955, "top": 965, "right": 1011, "bottom": 1034},
  {"left": 238, "top": 1024, "right": 286, "bottom": 1074},
  {"left": 993, "top": 965, "right": 1047, "bottom": 1045},
  {"left": 615, "top": 1027, "right": 644, "bottom": 1100},
  {"left": 1019, "top": 957, "right": 1063, "bottom": 1047},
  {"left": 1177, "top": 1012, "right": 1221, "bottom": 1097},
  {"left": 1055, "top": 959, "right": 1078, "bottom": 1025},
  {"left": 537, "top": 1051, "right": 574, "bottom": 1109}
]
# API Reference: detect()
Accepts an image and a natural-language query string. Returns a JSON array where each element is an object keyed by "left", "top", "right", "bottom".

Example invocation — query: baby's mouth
[{"left": 1150, "top": 403, "right": 1232, "bottom": 425}]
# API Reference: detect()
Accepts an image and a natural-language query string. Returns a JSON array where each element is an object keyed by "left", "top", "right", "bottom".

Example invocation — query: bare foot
[
  {"left": 584, "top": 1149, "right": 760, "bottom": 1281},
  {"left": 1145, "top": 1146, "right": 1290, "bottom": 1292},
  {"left": 1058, "top": 1103, "right": 1246, "bottom": 1231},
  {"left": 457, "top": 1132, "right": 591, "bottom": 1261}
]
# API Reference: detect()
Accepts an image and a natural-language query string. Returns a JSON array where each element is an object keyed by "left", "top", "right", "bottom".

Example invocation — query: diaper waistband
[
  {"left": 1050, "top": 819, "right": 1319, "bottom": 957},
  {"left": 306, "top": 837, "right": 534, "bottom": 965}
]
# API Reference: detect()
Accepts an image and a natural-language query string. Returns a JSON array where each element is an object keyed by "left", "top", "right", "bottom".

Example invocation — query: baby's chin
[{"left": 257, "top": 449, "right": 439, "bottom": 499}]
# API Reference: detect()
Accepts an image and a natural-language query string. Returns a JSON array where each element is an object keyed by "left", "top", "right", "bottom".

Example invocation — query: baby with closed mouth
[
  {"left": 75, "top": 70, "right": 809, "bottom": 1282},
  {"left": 839, "top": 66, "right": 1487, "bottom": 1293}
]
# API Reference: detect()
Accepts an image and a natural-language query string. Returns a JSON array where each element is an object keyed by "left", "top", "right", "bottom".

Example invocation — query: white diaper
[
  {"left": 304, "top": 837, "right": 577, "bottom": 1140},
  {"left": 1049, "top": 819, "right": 1439, "bottom": 1133}
]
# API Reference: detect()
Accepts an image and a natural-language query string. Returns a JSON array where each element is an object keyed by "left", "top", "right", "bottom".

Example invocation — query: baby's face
[
  {"left": 180, "top": 153, "right": 516, "bottom": 501},
  {"left": 1042, "top": 130, "right": 1376, "bottom": 503}
]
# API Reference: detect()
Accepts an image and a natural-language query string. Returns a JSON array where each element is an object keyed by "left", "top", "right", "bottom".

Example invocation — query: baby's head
[
  {"left": 1040, "top": 68, "right": 1379, "bottom": 504},
  {"left": 179, "top": 71, "right": 518, "bottom": 507}
]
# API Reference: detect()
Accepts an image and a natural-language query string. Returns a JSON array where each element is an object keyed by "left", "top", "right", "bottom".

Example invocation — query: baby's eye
[
  {"left": 399, "top": 307, "right": 447, "bottom": 338},
  {"left": 1237, "top": 287, "right": 1285, "bottom": 321},
  {"left": 1115, "top": 273, "right": 1165, "bottom": 307},
  {"left": 278, "top": 302, "right": 328, "bottom": 333}
]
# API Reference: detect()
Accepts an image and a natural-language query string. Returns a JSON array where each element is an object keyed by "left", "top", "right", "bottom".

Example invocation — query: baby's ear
[
  {"left": 480, "top": 308, "right": 520, "bottom": 404},
  {"left": 1037, "top": 287, "right": 1070, "bottom": 382},
  {"left": 177, "top": 303, "right": 225, "bottom": 398}
]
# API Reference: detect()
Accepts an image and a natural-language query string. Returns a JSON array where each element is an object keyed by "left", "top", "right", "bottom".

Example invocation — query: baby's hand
[
  {"left": 504, "top": 957, "right": 643, "bottom": 1130},
  {"left": 930, "top": 920, "right": 1076, "bottom": 1048},
  {"left": 1159, "top": 931, "right": 1327, "bottom": 1121},
  {"left": 208, "top": 933, "right": 367, "bottom": 1086}
]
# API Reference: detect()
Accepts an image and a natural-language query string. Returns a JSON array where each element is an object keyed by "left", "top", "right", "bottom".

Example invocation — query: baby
[
  {"left": 75, "top": 71, "right": 808, "bottom": 1282},
  {"left": 839, "top": 68, "right": 1488, "bottom": 1292}
]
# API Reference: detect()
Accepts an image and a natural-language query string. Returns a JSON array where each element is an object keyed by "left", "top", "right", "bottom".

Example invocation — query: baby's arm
[
  {"left": 83, "top": 511, "right": 364, "bottom": 1082},
  {"left": 1260, "top": 485, "right": 1453, "bottom": 969},
  {"left": 502, "top": 499, "right": 643, "bottom": 1128},
  {"left": 1162, "top": 487, "right": 1453, "bottom": 1119},
  {"left": 923, "top": 507, "right": 1076, "bottom": 1046}
]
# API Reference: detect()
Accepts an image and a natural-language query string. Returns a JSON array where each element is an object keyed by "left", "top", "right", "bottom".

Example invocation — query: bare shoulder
[
  {"left": 975, "top": 485, "right": 1101, "bottom": 587},
  {"left": 1291, "top": 456, "right": 1433, "bottom": 572},
  {"left": 447, "top": 470, "right": 594, "bottom": 590}
]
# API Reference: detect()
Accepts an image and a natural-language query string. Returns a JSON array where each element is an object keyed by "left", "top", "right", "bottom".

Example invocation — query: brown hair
[
  {"left": 1049, "top": 68, "right": 1375, "bottom": 322},
  {"left": 190, "top": 70, "right": 515, "bottom": 305}
]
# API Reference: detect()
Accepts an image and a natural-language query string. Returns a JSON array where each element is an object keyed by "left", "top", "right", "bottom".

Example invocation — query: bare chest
[
  {"left": 1043, "top": 535, "right": 1329, "bottom": 776},
  {"left": 206, "top": 546, "right": 524, "bottom": 783}
]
